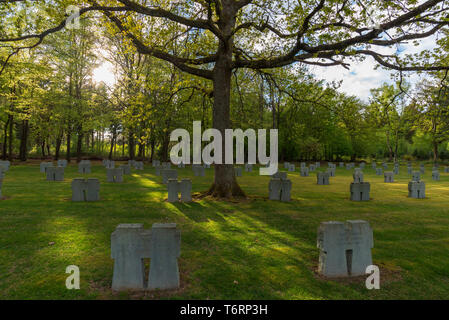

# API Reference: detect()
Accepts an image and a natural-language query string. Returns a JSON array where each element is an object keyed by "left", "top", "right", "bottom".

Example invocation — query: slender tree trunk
[
  {"left": 138, "top": 141, "right": 144, "bottom": 159},
  {"left": 386, "top": 130, "right": 393, "bottom": 161},
  {"left": 394, "top": 131, "right": 399, "bottom": 162},
  {"left": 41, "top": 141, "right": 46, "bottom": 159},
  {"left": 161, "top": 133, "right": 170, "bottom": 162},
  {"left": 91, "top": 131, "right": 95, "bottom": 153},
  {"left": 2, "top": 117, "right": 10, "bottom": 160},
  {"left": 19, "top": 120, "right": 29, "bottom": 161},
  {"left": 66, "top": 131, "right": 71, "bottom": 162},
  {"left": 128, "top": 132, "right": 135, "bottom": 160},
  {"left": 46, "top": 137, "right": 51, "bottom": 158},
  {"left": 76, "top": 131, "right": 83, "bottom": 163},
  {"left": 8, "top": 114, "right": 13, "bottom": 162},
  {"left": 108, "top": 128, "right": 116, "bottom": 160},
  {"left": 55, "top": 131, "right": 63, "bottom": 161},
  {"left": 150, "top": 138, "right": 155, "bottom": 162},
  {"left": 433, "top": 140, "right": 439, "bottom": 162}
]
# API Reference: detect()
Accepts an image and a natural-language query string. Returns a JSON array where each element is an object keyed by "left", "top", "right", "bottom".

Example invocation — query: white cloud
[{"left": 309, "top": 35, "right": 438, "bottom": 101}]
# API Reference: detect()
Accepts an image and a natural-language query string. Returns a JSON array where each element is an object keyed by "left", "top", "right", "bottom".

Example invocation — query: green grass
[{"left": 0, "top": 161, "right": 449, "bottom": 299}]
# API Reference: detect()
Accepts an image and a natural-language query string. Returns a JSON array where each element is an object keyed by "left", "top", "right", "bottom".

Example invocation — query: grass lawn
[{"left": 0, "top": 161, "right": 449, "bottom": 300}]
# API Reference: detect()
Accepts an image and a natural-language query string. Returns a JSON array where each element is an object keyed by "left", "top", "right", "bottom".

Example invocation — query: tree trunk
[
  {"left": 66, "top": 131, "right": 71, "bottom": 162},
  {"left": 76, "top": 131, "right": 83, "bottom": 163},
  {"left": 2, "top": 117, "right": 10, "bottom": 160},
  {"left": 8, "top": 114, "right": 13, "bottom": 162},
  {"left": 386, "top": 130, "right": 393, "bottom": 161},
  {"left": 19, "top": 119, "right": 29, "bottom": 161},
  {"left": 55, "top": 130, "right": 63, "bottom": 161},
  {"left": 128, "top": 132, "right": 135, "bottom": 160},
  {"left": 46, "top": 137, "right": 51, "bottom": 158},
  {"left": 394, "top": 131, "right": 399, "bottom": 162},
  {"left": 108, "top": 128, "right": 116, "bottom": 160},
  {"left": 41, "top": 141, "right": 46, "bottom": 159},
  {"left": 433, "top": 141, "right": 439, "bottom": 162},
  {"left": 150, "top": 136, "right": 155, "bottom": 162},
  {"left": 206, "top": 27, "right": 245, "bottom": 198}
]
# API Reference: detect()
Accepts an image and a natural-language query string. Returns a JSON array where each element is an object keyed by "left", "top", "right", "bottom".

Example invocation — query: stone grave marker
[
  {"left": 192, "top": 165, "right": 205, "bottom": 177},
  {"left": 167, "top": 179, "right": 192, "bottom": 203},
  {"left": 78, "top": 162, "right": 91, "bottom": 174},
  {"left": 71, "top": 178, "right": 100, "bottom": 201},
  {"left": 376, "top": 168, "right": 383, "bottom": 175},
  {"left": 317, "top": 220, "right": 373, "bottom": 277},
  {"left": 152, "top": 160, "right": 161, "bottom": 167},
  {"left": 134, "top": 161, "right": 144, "bottom": 170},
  {"left": 384, "top": 171, "right": 394, "bottom": 183},
  {"left": 0, "top": 160, "right": 10, "bottom": 171},
  {"left": 161, "top": 169, "right": 178, "bottom": 184},
  {"left": 111, "top": 224, "right": 150, "bottom": 290},
  {"left": 326, "top": 167, "right": 336, "bottom": 177},
  {"left": 162, "top": 162, "right": 171, "bottom": 169},
  {"left": 46, "top": 167, "right": 64, "bottom": 181},
  {"left": 432, "top": 170, "right": 440, "bottom": 181},
  {"left": 244, "top": 163, "right": 253, "bottom": 172},
  {"left": 57, "top": 159, "right": 67, "bottom": 168},
  {"left": 350, "top": 182, "right": 370, "bottom": 201},
  {"left": 268, "top": 178, "right": 291, "bottom": 202},
  {"left": 300, "top": 167, "right": 309, "bottom": 177},
  {"left": 107, "top": 168, "right": 124, "bottom": 183},
  {"left": 40, "top": 162, "right": 53, "bottom": 173},
  {"left": 272, "top": 171, "right": 287, "bottom": 179},
  {"left": 412, "top": 171, "right": 421, "bottom": 182},
  {"left": 148, "top": 223, "right": 181, "bottom": 290},
  {"left": 235, "top": 167, "right": 243, "bottom": 177},
  {"left": 119, "top": 164, "right": 131, "bottom": 175},
  {"left": 353, "top": 169, "right": 364, "bottom": 183},
  {"left": 408, "top": 181, "right": 425, "bottom": 199},
  {"left": 317, "top": 172, "right": 330, "bottom": 185},
  {"left": 155, "top": 165, "right": 163, "bottom": 176},
  {"left": 269, "top": 179, "right": 281, "bottom": 200}
]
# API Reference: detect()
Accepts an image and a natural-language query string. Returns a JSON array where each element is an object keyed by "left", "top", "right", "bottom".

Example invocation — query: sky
[
  {"left": 309, "top": 36, "right": 436, "bottom": 102},
  {"left": 91, "top": 35, "right": 437, "bottom": 102}
]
